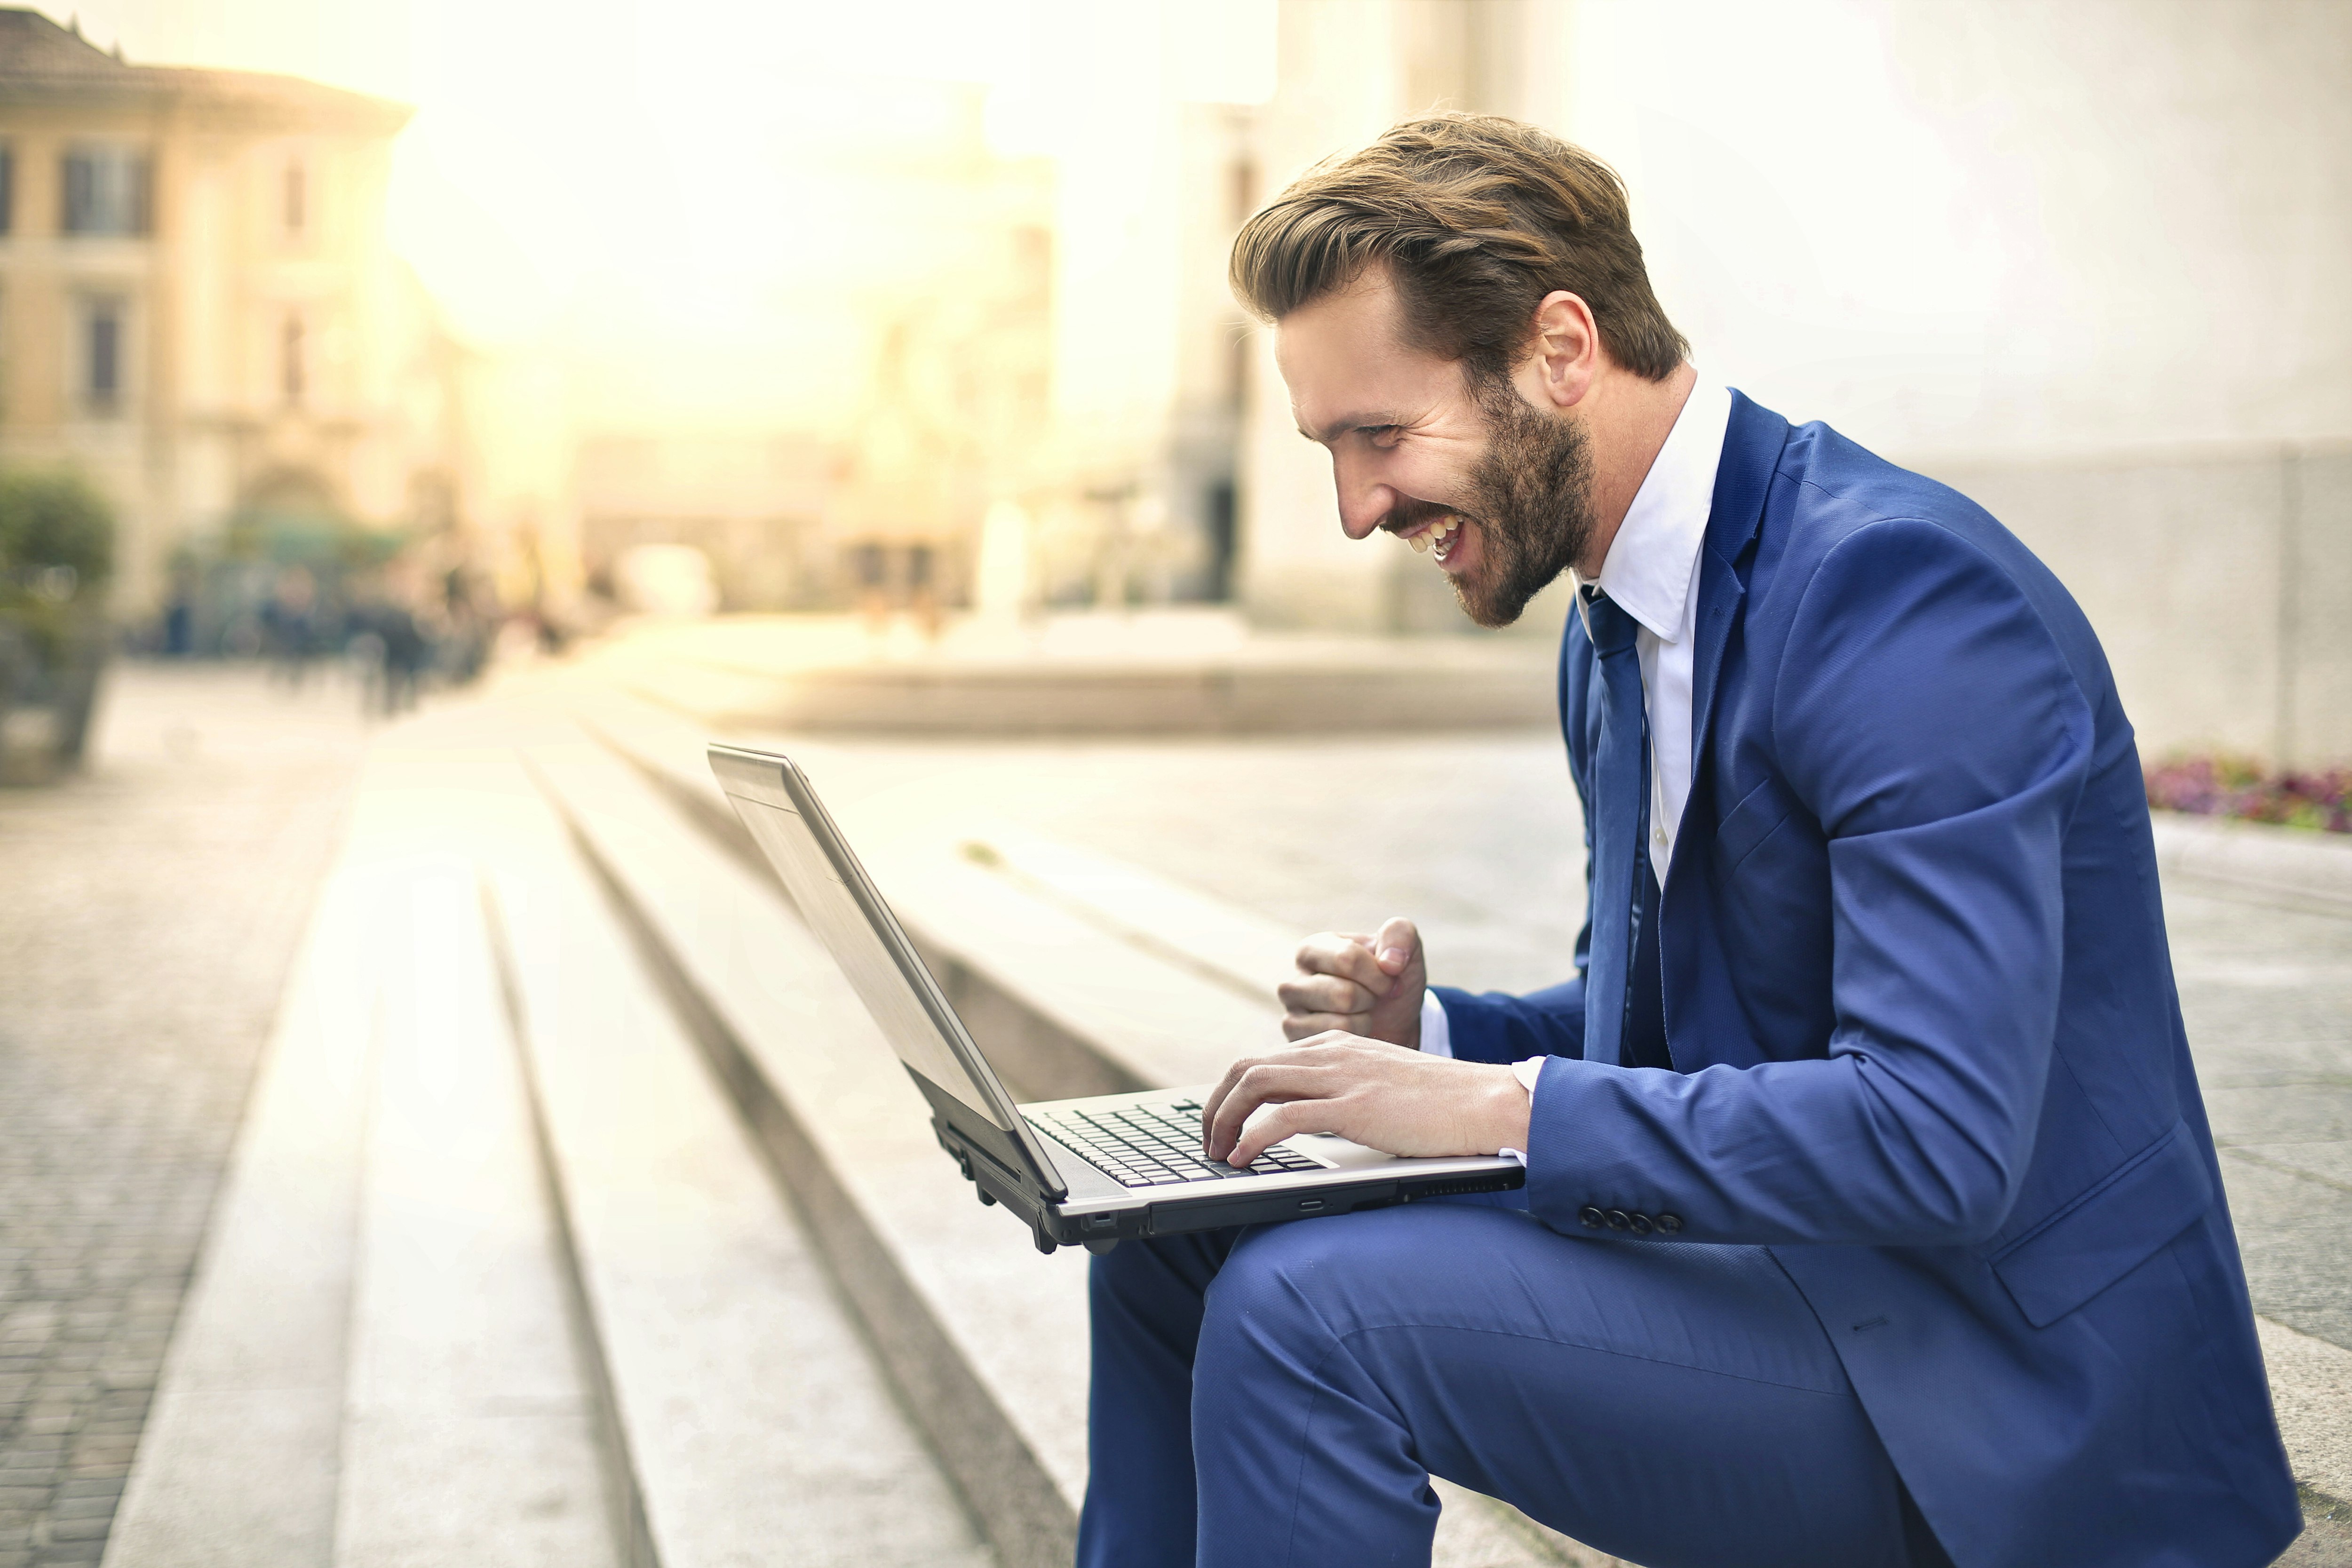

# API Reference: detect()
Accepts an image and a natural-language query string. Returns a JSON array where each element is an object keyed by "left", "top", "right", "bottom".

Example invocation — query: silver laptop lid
[{"left": 706, "top": 743, "right": 1067, "bottom": 1196}]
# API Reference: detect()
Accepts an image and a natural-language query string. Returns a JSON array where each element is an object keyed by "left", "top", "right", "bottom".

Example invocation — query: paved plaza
[{"left": 0, "top": 668, "right": 370, "bottom": 1568}]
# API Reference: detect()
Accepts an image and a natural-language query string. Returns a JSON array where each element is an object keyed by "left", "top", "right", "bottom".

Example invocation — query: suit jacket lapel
[
  {"left": 1685, "top": 391, "right": 1787, "bottom": 765},
  {"left": 1658, "top": 393, "right": 1789, "bottom": 1072}
]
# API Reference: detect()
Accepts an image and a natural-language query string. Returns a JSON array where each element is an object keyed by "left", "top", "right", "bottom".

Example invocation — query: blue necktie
[{"left": 1581, "top": 587, "right": 1654, "bottom": 1067}]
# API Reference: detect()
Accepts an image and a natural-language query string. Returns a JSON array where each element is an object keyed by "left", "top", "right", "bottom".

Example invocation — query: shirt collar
[{"left": 1584, "top": 378, "right": 1732, "bottom": 645}]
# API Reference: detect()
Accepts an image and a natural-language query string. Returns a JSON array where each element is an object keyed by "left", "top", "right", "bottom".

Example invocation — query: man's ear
[{"left": 1524, "top": 290, "right": 1600, "bottom": 410}]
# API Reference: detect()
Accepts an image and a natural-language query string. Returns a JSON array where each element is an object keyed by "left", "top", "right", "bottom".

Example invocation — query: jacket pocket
[
  {"left": 1714, "top": 772, "right": 1801, "bottom": 876},
  {"left": 1989, "top": 1119, "right": 2213, "bottom": 1329}
]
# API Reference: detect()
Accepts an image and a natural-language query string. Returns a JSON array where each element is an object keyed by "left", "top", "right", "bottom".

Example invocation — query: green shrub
[
  {"left": 0, "top": 467, "right": 117, "bottom": 664},
  {"left": 0, "top": 467, "right": 116, "bottom": 584}
]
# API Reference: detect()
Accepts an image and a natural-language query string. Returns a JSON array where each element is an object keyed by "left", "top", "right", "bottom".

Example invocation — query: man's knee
[{"left": 1197, "top": 1211, "right": 1425, "bottom": 1384}]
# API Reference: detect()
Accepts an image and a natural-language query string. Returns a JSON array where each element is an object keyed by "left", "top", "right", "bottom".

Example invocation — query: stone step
[
  {"left": 539, "top": 702, "right": 1617, "bottom": 1568},
  {"left": 476, "top": 720, "right": 997, "bottom": 1568},
  {"left": 572, "top": 691, "right": 1285, "bottom": 1096},
  {"left": 580, "top": 616, "right": 1561, "bottom": 738},
  {"left": 103, "top": 729, "right": 618, "bottom": 1568},
  {"left": 332, "top": 858, "right": 620, "bottom": 1568},
  {"left": 100, "top": 821, "right": 373, "bottom": 1568},
  {"left": 2150, "top": 810, "right": 2352, "bottom": 911},
  {"left": 522, "top": 727, "right": 1098, "bottom": 1568},
  {"left": 105, "top": 706, "right": 995, "bottom": 1568}
]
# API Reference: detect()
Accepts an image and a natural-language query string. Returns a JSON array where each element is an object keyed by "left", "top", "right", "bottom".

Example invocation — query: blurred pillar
[{"left": 975, "top": 500, "right": 1035, "bottom": 624}]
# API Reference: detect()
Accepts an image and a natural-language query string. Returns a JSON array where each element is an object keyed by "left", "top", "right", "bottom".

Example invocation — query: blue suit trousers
[{"left": 1081, "top": 1202, "right": 1956, "bottom": 1568}]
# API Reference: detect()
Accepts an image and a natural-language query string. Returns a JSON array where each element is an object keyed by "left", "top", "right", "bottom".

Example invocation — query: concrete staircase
[
  {"left": 97, "top": 682, "right": 2352, "bottom": 1568},
  {"left": 95, "top": 690, "right": 1605, "bottom": 1568},
  {"left": 98, "top": 705, "right": 999, "bottom": 1568}
]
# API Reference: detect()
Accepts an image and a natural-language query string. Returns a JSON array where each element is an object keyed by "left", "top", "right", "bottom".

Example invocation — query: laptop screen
[{"left": 714, "top": 753, "right": 1011, "bottom": 1131}]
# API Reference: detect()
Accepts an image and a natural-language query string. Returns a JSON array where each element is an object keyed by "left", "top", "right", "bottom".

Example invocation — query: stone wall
[{"left": 1926, "top": 444, "right": 2352, "bottom": 769}]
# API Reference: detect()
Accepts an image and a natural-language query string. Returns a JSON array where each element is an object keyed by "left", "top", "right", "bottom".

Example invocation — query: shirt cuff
[
  {"left": 1418, "top": 990, "right": 1453, "bottom": 1058},
  {"left": 1497, "top": 1056, "right": 1546, "bottom": 1165}
]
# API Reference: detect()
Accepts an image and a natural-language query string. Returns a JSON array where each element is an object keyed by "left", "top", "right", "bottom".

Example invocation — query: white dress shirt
[{"left": 1421, "top": 379, "right": 1733, "bottom": 1087}]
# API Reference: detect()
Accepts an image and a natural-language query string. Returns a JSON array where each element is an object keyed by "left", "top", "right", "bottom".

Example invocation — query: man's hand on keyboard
[
  {"left": 1202, "top": 1032, "right": 1529, "bottom": 1167},
  {"left": 1279, "top": 915, "right": 1427, "bottom": 1047}
]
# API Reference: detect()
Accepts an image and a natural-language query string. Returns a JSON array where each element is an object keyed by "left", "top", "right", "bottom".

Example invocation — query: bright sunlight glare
[{"left": 57, "top": 0, "right": 1275, "bottom": 430}]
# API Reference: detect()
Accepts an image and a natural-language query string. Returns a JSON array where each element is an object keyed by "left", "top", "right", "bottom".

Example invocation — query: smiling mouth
[{"left": 1398, "top": 513, "right": 1465, "bottom": 565}]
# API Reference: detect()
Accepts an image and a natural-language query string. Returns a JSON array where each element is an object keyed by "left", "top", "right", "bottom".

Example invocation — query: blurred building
[
  {"left": 825, "top": 121, "right": 1053, "bottom": 616},
  {"left": 1024, "top": 51, "right": 1262, "bottom": 613},
  {"left": 554, "top": 78, "right": 1056, "bottom": 622},
  {"left": 477, "top": 14, "right": 1263, "bottom": 629},
  {"left": 0, "top": 8, "right": 461, "bottom": 618},
  {"left": 575, "top": 432, "right": 834, "bottom": 612},
  {"left": 1167, "top": 104, "right": 1261, "bottom": 607}
]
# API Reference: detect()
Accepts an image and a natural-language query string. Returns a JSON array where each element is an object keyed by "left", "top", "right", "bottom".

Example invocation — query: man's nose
[{"left": 1330, "top": 453, "right": 1394, "bottom": 541}]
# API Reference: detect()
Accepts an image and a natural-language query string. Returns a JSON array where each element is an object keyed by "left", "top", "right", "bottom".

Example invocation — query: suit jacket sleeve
[
  {"left": 1431, "top": 979, "right": 1586, "bottom": 1064},
  {"left": 1522, "top": 517, "right": 2094, "bottom": 1247}
]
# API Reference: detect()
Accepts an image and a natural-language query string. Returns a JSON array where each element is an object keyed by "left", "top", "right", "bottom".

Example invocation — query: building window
[
  {"left": 284, "top": 160, "right": 306, "bottom": 235},
  {"left": 86, "top": 298, "right": 124, "bottom": 410},
  {"left": 281, "top": 314, "right": 305, "bottom": 404},
  {"left": 62, "top": 147, "right": 151, "bottom": 237}
]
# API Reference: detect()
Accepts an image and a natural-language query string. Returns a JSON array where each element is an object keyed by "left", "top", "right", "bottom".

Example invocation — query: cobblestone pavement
[
  {"left": 779, "top": 731, "right": 2352, "bottom": 1355},
  {"left": 0, "top": 665, "right": 369, "bottom": 1568},
  {"left": 2169, "top": 883, "right": 2352, "bottom": 1351}
]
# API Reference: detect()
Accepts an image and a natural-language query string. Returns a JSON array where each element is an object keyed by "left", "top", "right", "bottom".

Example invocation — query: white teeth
[
  {"left": 1403, "top": 515, "right": 1462, "bottom": 557},
  {"left": 1429, "top": 515, "right": 1463, "bottom": 563}
]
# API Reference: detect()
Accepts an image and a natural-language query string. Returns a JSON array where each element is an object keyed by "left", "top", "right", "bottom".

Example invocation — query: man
[{"left": 1080, "top": 116, "right": 2300, "bottom": 1568}]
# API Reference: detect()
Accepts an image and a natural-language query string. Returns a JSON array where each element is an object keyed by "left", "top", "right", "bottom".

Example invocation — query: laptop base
[{"left": 931, "top": 1112, "right": 1524, "bottom": 1256}]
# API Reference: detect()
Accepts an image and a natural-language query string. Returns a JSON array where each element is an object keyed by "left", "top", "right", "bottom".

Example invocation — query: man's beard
[{"left": 1450, "top": 381, "right": 1597, "bottom": 629}]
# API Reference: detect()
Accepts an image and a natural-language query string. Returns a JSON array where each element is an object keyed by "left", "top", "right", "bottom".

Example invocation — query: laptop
[{"left": 707, "top": 743, "right": 1525, "bottom": 1256}]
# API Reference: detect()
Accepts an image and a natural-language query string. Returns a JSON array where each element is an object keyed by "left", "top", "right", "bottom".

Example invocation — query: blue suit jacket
[{"left": 1434, "top": 394, "right": 2300, "bottom": 1568}]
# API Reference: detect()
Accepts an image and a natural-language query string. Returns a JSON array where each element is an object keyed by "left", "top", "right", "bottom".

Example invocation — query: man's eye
[{"left": 1362, "top": 425, "right": 1402, "bottom": 448}]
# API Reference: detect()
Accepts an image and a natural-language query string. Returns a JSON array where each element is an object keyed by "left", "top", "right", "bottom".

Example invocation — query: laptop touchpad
[{"left": 1284, "top": 1133, "right": 1403, "bottom": 1170}]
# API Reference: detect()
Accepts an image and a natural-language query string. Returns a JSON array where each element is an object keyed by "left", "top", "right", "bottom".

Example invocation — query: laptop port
[{"left": 1298, "top": 1198, "right": 1326, "bottom": 1212}]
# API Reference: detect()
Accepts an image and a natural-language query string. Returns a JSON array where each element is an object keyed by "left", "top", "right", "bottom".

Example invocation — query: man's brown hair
[{"left": 1230, "top": 114, "right": 1687, "bottom": 385}]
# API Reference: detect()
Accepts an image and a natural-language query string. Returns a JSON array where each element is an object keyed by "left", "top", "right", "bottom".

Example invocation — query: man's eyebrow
[{"left": 1295, "top": 413, "right": 1398, "bottom": 444}]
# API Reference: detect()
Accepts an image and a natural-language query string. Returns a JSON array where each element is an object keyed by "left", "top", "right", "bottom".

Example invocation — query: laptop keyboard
[{"left": 1027, "top": 1098, "right": 1326, "bottom": 1187}]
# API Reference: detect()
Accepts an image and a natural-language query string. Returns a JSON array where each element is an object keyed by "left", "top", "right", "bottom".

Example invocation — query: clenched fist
[{"left": 1278, "top": 915, "right": 1428, "bottom": 1047}]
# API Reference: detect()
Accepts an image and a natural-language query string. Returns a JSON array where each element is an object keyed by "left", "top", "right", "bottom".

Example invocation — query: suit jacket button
[
  {"left": 1656, "top": 1213, "right": 1683, "bottom": 1234},
  {"left": 1605, "top": 1209, "right": 1631, "bottom": 1230},
  {"left": 1578, "top": 1206, "right": 1605, "bottom": 1229},
  {"left": 1629, "top": 1212, "right": 1655, "bottom": 1235}
]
